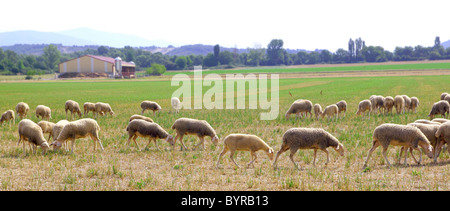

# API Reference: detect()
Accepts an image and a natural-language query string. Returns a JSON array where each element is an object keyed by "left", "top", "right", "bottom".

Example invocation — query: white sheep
[
  {"left": 0, "top": 110, "right": 15, "bottom": 127},
  {"left": 94, "top": 102, "right": 114, "bottom": 118},
  {"left": 83, "top": 102, "right": 96, "bottom": 117},
  {"left": 356, "top": 99, "right": 372, "bottom": 119},
  {"left": 402, "top": 95, "right": 412, "bottom": 113},
  {"left": 37, "top": 120, "right": 55, "bottom": 141},
  {"left": 216, "top": 133, "right": 274, "bottom": 168},
  {"left": 17, "top": 119, "right": 49, "bottom": 155},
  {"left": 363, "top": 123, "right": 433, "bottom": 168},
  {"left": 393, "top": 95, "right": 405, "bottom": 114},
  {"left": 440, "top": 92, "right": 448, "bottom": 100},
  {"left": 35, "top": 105, "right": 51, "bottom": 120},
  {"left": 434, "top": 122, "right": 450, "bottom": 163},
  {"left": 50, "top": 120, "right": 69, "bottom": 145},
  {"left": 171, "top": 97, "right": 181, "bottom": 114},
  {"left": 313, "top": 103, "right": 322, "bottom": 120},
  {"left": 15, "top": 102, "right": 29, "bottom": 120},
  {"left": 321, "top": 104, "right": 339, "bottom": 121},
  {"left": 129, "top": 114, "right": 154, "bottom": 123},
  {"left": 428, "top": 100, "right": 450, "bottom": 119},
  {"left": 431, "top": 118, "right": 450, "bottom": 124},
  {"left": 50, "top": 118, "right": 104, "bottom": 153},
  {"left": 370, "top": 95, "right": 384, "bottom": 114},
  {"left": 171, "top": 117, "right": 219, "bottom": 151},
  {"left": 335, "top": 100, "right": 347, "bottom": 118},
  {"left": 444, "top": 95, "right": 450, "bottom": 105},
  {"left": 406, "top": 122, "right": 440, "bottom": 163},
  {"left": 410, "top": 97, "right": 419, "bottom": 113},
  {"left": 141, "top": 100, "right": 161, "bottom": 115},
  {"left": 383, "top": 96, "right": 394, "bottom": 115},
  {"left": 126, "top": 119, "right": 174, "bottom": 150},
  {"left": 273, "top": 128, "right": 345, "bottom": 169},
  {"left": 65, "top": 100, "right": 82, "bottom": 120},
  {"left": 285, "top": 99, "right": 313, "bottom": 120}
]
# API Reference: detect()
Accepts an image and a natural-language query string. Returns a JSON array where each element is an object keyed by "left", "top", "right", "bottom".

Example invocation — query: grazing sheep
[
  {"left": 444, "top": 95, "right": 450, "bottom": 105},
  {"left": 407, "top": 123, "right": 440, "bottom": 163},
  {"left": 129, "top": 114, "right": 154, "bottom": 123},
  {"left": 15, "top": 102, "right": 29, "bottom": 120},
  {"left": 273, "top": 128, "right": 345, "bottom": 169},
  {"left": 94, "top": 102, "right": 114, "bottom": 118},
  {"left": 171, "top": 97, "right": 181, "bottom": 114},
  {"left": 216, "top": 134, "right": 274, "bottom": 168},
  {"left": 141, "top": 100, "right": 161, "bottom": 115},
  {"left": 126, "top": 119, "right": 174, "bottom": 150},
  {"left": 414, "top": 119, "right": 441, "bottom": 125},
  {"left": 65, "top": 100, "right": 82, "bottom": 120},
  {"left": 35, "top": 105, "right": 51, "bottom": 120},
  {"left": 50, "top": 118, "right": 103, "bottom": 153},
  {"left": 431, "top": 118, "right": 450, "bottom": 124},
  {"left": 428, "top": 100, "right": 450, "bottom": 119},
  {"left": 383, "top": 96, "right": 394, "bottom": 115},
  {"left": 83, "top": 102, "right": 96, "bottom": 117},
  {"left": 321, "top": 104, "right": 339, "bottom": 121},
  {"left": 17, "top": 119, "right": 49, "bottom": 155},
  {"left": 434, "top": 122, "right": 450, "bottom": 163},
  {"left": 171, "top": 117, "right": 219, "bottom": 150},
  {"left": 363, "top": 123, "right": 433, "bottom": 168},
  {"left": 370, "top": 95, "right": 385, "bottom": 114},
  {"left": 37, "top": 120, "right": 55, "bottom": 141},
  {"left": 356, "top": 100, "right": 372, "bottom": 119},
  {"left": 285, "top": 99, "right": 313, "bottom": 120},
  {"left": 335, "top": 100, "right": 347, "bottom": 118},
  {"left": 313, "top": 104, "right": 322, "bottom": 120},
  {"left": 440, "top": 92, "right": 448, "bottom": 100},
  {"left": 0, "top": 110, "right": 15, "bottom": 127},
  {"left": 410, "top": 97, "right": 419, "bottom": 113},
  {"left": 394, "top": 95, "right": 405, "bottom": 114},
  {"left": 402, "top": 95, "right": 412, "bottom": 112},
  {"left": 50, "top": 120, "right": 69, "bottom": 144}
]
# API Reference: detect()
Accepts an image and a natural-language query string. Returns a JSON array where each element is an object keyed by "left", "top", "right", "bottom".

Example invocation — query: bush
[{"left": 146, "top": 63, "right": 167, "bottom": 76}]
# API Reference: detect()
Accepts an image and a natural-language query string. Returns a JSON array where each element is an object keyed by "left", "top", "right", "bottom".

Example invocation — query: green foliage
[
  {"left": 146, "top": 63, "right": 166, "bottom": 75},
  {"left": 175, "top": 56, "right": 187, "bottom": 70},
  {"left": 43, "top": 44, "right": 61, "bottom": 71}
]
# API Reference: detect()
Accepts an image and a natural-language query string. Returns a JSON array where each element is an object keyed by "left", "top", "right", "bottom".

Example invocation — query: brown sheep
[
  {"left": 171, "top": 117, "right": 219, "bottom": 151},
  {"left": 65, "top": 100, "right": 82, "bottom": 120},
  {"left": 126, "top": 119, "right": 174, "bottom": 150},
  {"left": 141, "top": 101, "right": 161, "bottom": 115}
]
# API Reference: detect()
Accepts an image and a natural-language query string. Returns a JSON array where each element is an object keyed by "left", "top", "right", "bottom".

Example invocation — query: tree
[
  {"left": 266, "top": 39, "right": 284, "bottom": 65},
  {"left": 203, "top": 53, "right": 218, "bottom": 67},
  {"left": 361, "top": 46, "right": 386, "bottom": 62},
  {"left": 175, "top": 56, "right": 187, "bottom": 70},
  {"left": 348, "top": 38, "right": 355, "bottom": 62},
  {"left": 42, "top": 44, "right": 61, "bottom": 71},
  {"left": 146, "top": 63, "right": 166, "bottom": 75},
  {"left": 218, "top": 51, "right": 233, "bottom": 65},
  {"left": 97, "top": 46, "right": 109, "bottom": 55},
  {"left": 434, "top": 36, "right": 441, "bottom": 48},
  {"left": 213, "top": 44, "right": 220, "bottom": 65}
]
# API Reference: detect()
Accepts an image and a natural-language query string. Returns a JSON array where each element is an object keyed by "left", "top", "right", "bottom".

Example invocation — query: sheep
[
  {"left": 171, "top": 97, "right": 181, "bottom": 114},
  {"left": 17, "top": 119, "right": 49, "bottom": 155},
  {"left": 129, "top": 114, "right": 154, "bottom": 123},
  {"left": 141, "top": 100, "right": 161, "bottom": 115},
  {"left": 37, "top": 120, "right": 55, "bottom": 141},
  {"left": 428, "top": 100, "right": 450, "bottom": 119},
  {"left": 321, "top": 104, "right": 339, "bottom": 121},
  {"left": 0, "top": 110, "right": 15, "bottom": 127},
  {"left": 370, "top": 95, "right": 384, "bottom": 114},
  {"left": 273, "top": 128, "right": 345, "bottom": 169},
  {"left": 94, "top": 102, "right": 114, "bottom": 118},
  {"left": 431, "top": 118, "right": 450, "bottom": 124},
  {"left": 414, "top": 119, "right": 441, "bottom": 125},
  {"left": 50, "top": 120, "right": 69, "bottom": 144},
  {"left": 335, "top": 100, "right": 347, "bottom": 118},
  {"left": 440, "top": 92, "right": 448, "bottom": 100},
  {"left": 126, "top": 119, "right": 174, "bottom": 151},
  {"left": 83, "top": 102, "right": 96, "bottom": 116},
  {"left": 50, "top": 118, "right": 104, "bottom": 153},
  {"left": 406, "top": 123, "right": 440, "bottom": 163},
  {"left": 313, "top": 103, "right": 322, "bottom": 120},
  {"left": 444, "top": 95, "right": 450, "bottom": 105},
  {"left": 356, "top": 99, "right": 372, "bottom": 119},
  {"left": 65, "top": 100, "right": 82, "bottom": 120},
  {"left": 383, "top": 96, "right": 394, "bottom": 115},
  {"left": 393, "top": 95, "right": 405, "bottom": 114},
  {"left": 434, "top": 122, "right": 450, "bottom": 163},
  {"left": 402, "top": 95, "right": 412, "bottom": 112},
  {"left": 35, "top": 105, "right": 51, "bottom": 120},
  {"left": 363, "top": 123, "right": 433, "bottom": 168},
  {"left": 216, "top": 133, "right": 274, "bottom": 168},
  {"left": 171, "top": 117, "right": 219, "bottom": 151},
  {"left": 15, "top": 102, "right": 29, "bottom": 119},
  {"left": 410, "top": 97, "right": 420, "bottom": 113},
  {"left": 285, "top": 99, "right": 313, "bottom": 120}
]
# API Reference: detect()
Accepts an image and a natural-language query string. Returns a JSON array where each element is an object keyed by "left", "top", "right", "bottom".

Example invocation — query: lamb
[
  {"left": 0, "top": 110, "right": 15, "bottom": 127},
  {"left": 313, "top": 103, "right": 322, "bottom": 120},
  {"left": 434, "top": 122, "right": 450, "bottom": 163},
  {"left": 273, "top": 128, "right": 345, "bottom": 169},
  {"left": 410, "top": 97, "right": 420, "bottom": 113},
  {"left": 356, "top": 99, "right": 372, "bottom": 119},
  {"left": 428, "top": 100, "right": 450, "bottom": 119},
  {"left": 83, "top": 102, "right": 96, "bottom": 116},
  {"left": 171, "top": 97, "right": 181, "bottom": 114},
  {"left": 321, "top": 104, "right": 339, "bottom": 121},
  {"left": 50, "top": 118, "right": 104, "bottom": 153},
  {"left": 394, "top": 95, "right": 405, "bottom": 114},
  {"left": 17, "top": 119, "right": 49, "bottom": 155},
  {"left": 171, "top": 117, "right": 219, "bottom": 150},
  {"left": 285, "top": 99, "right": 313, "bottom": 120},
  {"left": 402, "top": 95, "right": 412, "bottom": 112},
  {"left": 129, "top": 114, "right": 154, "bottom": 123},
  {"left": 141, "top": 100, "right": 161, "bottom": 115},
  {"left": 65, "top": 100, "right": 82, "bottom": 120},
  {"left": 440, "top": 92, "right": 448, "bottom": 100},
  {"left": 35, "top": 105, "right": 52, "bottom": 120},
  {"left": 94, "top": 102, "right": 114, "bottom": 118},
  {"left": 335, "top": 100, "right": 347, "bottom": 118},
  {"left": 383, "top": 96, "right": 394, "bottom": 115},
  {"left": 216, "top": 133, "right": 274, "bottom": 168},
  {"left": 37, "top": 120, "right": 55, "bottom": 141},
  {"left": 363, "top": 123, "right": 433, "bottom": 168},
  {"left": 15, "top": 102, "right": 29, "bottom": 119},
  {"left": 126, "top": 119, "right": 174, "bottom": 150}
]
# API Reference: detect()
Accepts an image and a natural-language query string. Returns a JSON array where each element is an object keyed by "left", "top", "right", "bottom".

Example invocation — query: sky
[{"left": 1, "top": 0, "right": 449, "bottom": 51}]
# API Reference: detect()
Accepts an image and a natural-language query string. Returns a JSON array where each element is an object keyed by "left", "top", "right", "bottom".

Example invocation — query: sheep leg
[
  {"left": 434, "top": 140, "right": 445, "bottom": 163},
  {"left": 313, "top": 149, "right": 317, "bottom": 166},
  {"left": 321, "top": 148, "right": 330, "bottom": 165},
  {"left": 247, "top": 151, "right": 257, "bottom": 168},
  {"left": 382, "top": 146, "right": 391, "bottom": 167},
  {"left": 273, "top": 146, "right": 289, "bottom": 169},
  {"left": 402, "top": 147, "right": 409, "bottom": 166},
  {"left": 194, "top": 136, "right": 205, "bottom": 150},
  {"left": 289, "top": 148, "right": 300, "bottom": 169},
  {"left": 409, "top": 147, "right": 420, "bottom": 164},
  {"left": 229, "top": 150, "right": 240, "bottom": 168},
  {"left": 216, "top": 146, "right": 228, "bottom": 168},
  {"left": 363, "top": 140, "right": 380, "bottom": 168},
  {"left": 178, "top": 134, "right": 188, "bottom": 151},
  {"left": 141, "top": 109, "right": 145, "bottom": 115}
]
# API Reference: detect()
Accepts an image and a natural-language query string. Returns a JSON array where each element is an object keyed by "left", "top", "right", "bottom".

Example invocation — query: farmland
[{"left": 0, "top": 64, "right": 450, "bottom": 190}]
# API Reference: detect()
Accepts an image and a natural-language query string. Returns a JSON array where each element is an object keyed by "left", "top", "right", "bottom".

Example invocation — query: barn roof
[{"left": 86, "top": 55, "right": 135, "bottom": 66}]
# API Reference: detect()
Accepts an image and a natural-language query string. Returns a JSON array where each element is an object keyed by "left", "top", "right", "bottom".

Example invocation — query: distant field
[{"left": 0, "top": 72, "right": 450, "bottom": 190}]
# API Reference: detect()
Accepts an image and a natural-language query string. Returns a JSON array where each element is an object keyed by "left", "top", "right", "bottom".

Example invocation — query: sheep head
[
  {"left": 50, "top": 140, "right": 63, "bottom": 150},
  {"left": 211, "top": 135, "right": 219, "bottom": 146},
  {"left": 334, "top": 143, "right": 345, "bottom": 156},
  {"left": 165, "top": 135, "right": 174, "bottom": 146},
  {"left": 266, "top": 148, "right": 274, "bottom": 160}
]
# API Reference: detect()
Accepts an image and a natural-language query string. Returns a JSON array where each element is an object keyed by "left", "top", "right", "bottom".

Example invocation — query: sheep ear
[
  {"left": 269, "top": 149, "right": 273, "bottom": 153},
  {"left": 336, "top": 145, "right": 340, "bottom": 150}
]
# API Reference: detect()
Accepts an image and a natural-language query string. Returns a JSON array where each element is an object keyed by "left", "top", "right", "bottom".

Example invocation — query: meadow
[{"left": 0, "top": 72, "right": 449, "bottom": 190}]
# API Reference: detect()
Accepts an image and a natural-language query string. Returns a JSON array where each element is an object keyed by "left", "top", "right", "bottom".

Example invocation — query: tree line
[{"left": 0, "top": 36, "right": 449, "bottom": 75}]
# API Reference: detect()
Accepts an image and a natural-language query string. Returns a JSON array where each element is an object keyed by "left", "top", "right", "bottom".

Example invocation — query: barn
[{"left": 58, "top": 55, "right": 136, "bottom": 78}]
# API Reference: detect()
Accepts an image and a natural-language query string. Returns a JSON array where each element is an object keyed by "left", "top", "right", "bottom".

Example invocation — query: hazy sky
[{"left": 1, "top": 0, "right": 449, "bottom": 51}]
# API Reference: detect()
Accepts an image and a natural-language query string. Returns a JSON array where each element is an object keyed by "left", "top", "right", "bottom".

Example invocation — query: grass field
[{"left": 0, "top": 70, "right": 450, "bottom": 190}]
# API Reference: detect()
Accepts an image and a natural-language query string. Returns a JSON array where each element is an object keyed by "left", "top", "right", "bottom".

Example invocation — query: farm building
[{"left": 58, "top": 55, "right": 136, "bottom": 78}]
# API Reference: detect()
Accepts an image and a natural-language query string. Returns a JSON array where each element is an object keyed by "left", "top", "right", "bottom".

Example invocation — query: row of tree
[{"left": 0, "top": 37, "right": 449, "bottom": 75}]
